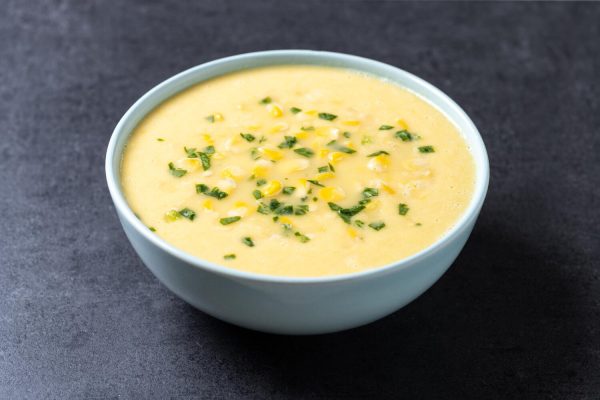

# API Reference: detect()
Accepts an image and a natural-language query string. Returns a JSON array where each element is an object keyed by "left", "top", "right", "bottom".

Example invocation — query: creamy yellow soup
[{"left": 121, "top": 65, "right": 475, "bottom": 277}]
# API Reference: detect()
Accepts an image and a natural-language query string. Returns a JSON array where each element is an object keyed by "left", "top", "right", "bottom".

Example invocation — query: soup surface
[{"left": 121, "top": 65, "right": 475, "bottom": 277}]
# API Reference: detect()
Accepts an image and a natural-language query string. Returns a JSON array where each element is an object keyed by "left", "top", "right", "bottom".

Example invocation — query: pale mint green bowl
[{"left": 105, "top": 50, "right": 489, "bottom": 334}]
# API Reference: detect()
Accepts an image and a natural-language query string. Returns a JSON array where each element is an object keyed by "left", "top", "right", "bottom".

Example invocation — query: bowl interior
[{"left": 105, "top": 50, "right": 489, "bottom": 283}]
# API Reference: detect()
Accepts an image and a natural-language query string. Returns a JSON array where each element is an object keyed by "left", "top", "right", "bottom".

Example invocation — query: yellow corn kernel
[
  {"left": 342, "top": 120, "right": 361, "bottom": 126},
  {"left": 261, "top": 180, "right": 282, "bottom": 197},
  {"left": 295, "top": 130, "right": 310, "bottom": 139},
  {"left": 212, "top": 152, "right": 225, "bottom": 160},
  {"left": 319, "top": 148, "right": 330, "bottom": 158},
  {"left": 221, "top": 167, "right": 245, "bottom": 181},
  {"left": 279, "top": 216, "right": 293, "bottom": 226},
  {"left": 327, "top": 151, "right": 347, "bottom": 165},
  {"left": 267, "top": 104, "right": 283, "bottom": 117},
  {"left": 260, "top": 147, "right": 284, "bottom": 161},
  {"left": 234, "top": 201, "right": 247, "bottom": 208},
  {"left": 164, "top": 210, "right": 180, "bottom": 222},
  {"left": 213, "top": 113, "right": 224, "bottom": 122},
  {"left": 382, "top": 183, "right": 396, "bottom": 194},
  {"left": 347, "top": 227, "right": 359, "bottom": 238},
  {"left": 202, "top": 134, "right": 214, "bottom": 145},
  {"left": 367, "top": 154, "right": 390, "bottom": 172},
  {"left": 182, "top": 158, "right": 201, "bottom": 172},
  {"left": 304, "top": 109, "right": 318, "bottom": 116},
  {"left": 397, "top": 118, "right": 409, "bottom": 130},
  {"left": 318, "top": 186, "right": 346, "bottom": 202},
  {"left": 280, "top": 158, "right": 310, "bottom": 173},
  {"left": 269, "top": 122, "right": 288, "bottom": 133},
  {"left": 315, "top": 172, "right": 335, "bottom": 181},
  {"left": 365, "top": 199, "right": 380, "bottom": 211},
  {"left": 251, "top": 162, "right": 271, "bottom": 178},
  {"left": 315, "top": 126, "right": 339, "bottom": 139},
  {"left": 202, "top": 199, "right": 214, "bottom": 210}
]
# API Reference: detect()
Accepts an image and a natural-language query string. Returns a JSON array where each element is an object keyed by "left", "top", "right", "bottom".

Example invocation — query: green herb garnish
[
  {"left": 178, "top": 208, "right": 196, "bottom": 221},
  {"left": 275, "top": 205, "right": 294, "bottom": 215},
  {"left": 395, "top": 130, "right": 419, "bottom": 142},
  {"left": 367, "top": 150, "right": 390, "bottom": 157},
  {"left": 206, "top": 115, "right": 215, "bottom": 123},
  {"left": 362, "top": 188, "right": 379, "bottom": 199},
  {"left": 224, "top": 254, "right": 236, "bottom": 260},
  {"left": 294, "top": 231, "right": 310, "bottom": 243},
  {"left": 157, "top": 138, "right": 165, "bottom": 142},
  {"left": 149, "top": 226, "right": 157, "bottom": 232},
  {"left": 252, "top": 190, "right": 263, "bottom": 199},
  {"left": 398, "top": 203, "right": 409, "bottom": 216},
  {"left": 256, "top": 179, "right": 267, "bottom": 187},
  {"left": 278, "top": 136, "right": 297, "bottom": 149},
  {"left": 290, "top": 107, "right": 302, "bottom": 114},
  {"left": 354, "top": 220, "right": 365, "bottom": 228},
  {"left": 307, "top": 179, "right": 324, "bottom": 187},
  {"left": 327, "top": 140, "right": 356, "bottom": 154},
  {"left": 368, "top": 221, "right": 386, "bottom": 231},
  {"left": 258, "top": 136, "right": 267, "bottom": 144},
  {"left": 361, "top": 136, "right": 373, "bottom": 145},
  {"left": 257, "top": 203, "right": 270, "bottom": 214},
  {"left": 317, "top": 165, "right": 329, "bottom": 173},
  {"left": 219, "top": 216, "right": 241, "bottom": 225},
  {"left": 199, "top": 152, "right": 211, "bottom": 170},
  {"left": 294, "top": 204, "right": 309, "bottom": 216},
  {"left": 204, "top": 145, "right": 215, "bottom": 155},
  {"left": 259, "top": 97, "right": 272, "bottom": 105},
  {"left": 318, "top": 112, "right": 337, "bottom": 121},
  {"left": 379, "top": 125, "right": 394, "bottom": 130},
  {"left": 250, "top": 147, "right": 261, "bottom": 160},
  {"left": 328, "top": 202, "right": 366, "bottom": 224},
  {"left": 343, "top": 131, "right": 351, "bottom": 138},
  {"left": 300, "top": 126, "right": 314, "bottom": 131},
  {"left": 240, "top": 133, "right": 256, "bottom": 142},
  {"left": 418, "top": 145, "right": 435, "bottom": 153},
  {"left": 168, "top": 162, "right": 187, "bottom": 177},
  {"left": 328, "top": 163, "right": 335, "bottom": 172},
  {"left": 294, "top": 147, "right": 314, "bottom": 158},
  {"left": 196, "top": 184, "right": 228, "bottom": 199},
  {"left": 242, "top": 237, "right": 255, "bottom": 247},
  {"left": 282, "top": 186, "right": 296, "bottom": 195}
]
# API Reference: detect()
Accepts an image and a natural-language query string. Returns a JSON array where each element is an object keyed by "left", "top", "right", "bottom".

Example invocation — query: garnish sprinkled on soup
[{"left": 121, "top": 65, "right": 475, "bottom": 277}]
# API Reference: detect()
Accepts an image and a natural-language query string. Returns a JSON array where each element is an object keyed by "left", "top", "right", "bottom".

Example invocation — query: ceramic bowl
[{"left": 106, "top": 50, "right": 489, "bottom": 335}]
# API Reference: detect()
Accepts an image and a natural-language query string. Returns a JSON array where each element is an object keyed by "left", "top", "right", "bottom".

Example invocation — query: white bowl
[{"left": 106, "top": 50, "right": 489, "bottom": 335}]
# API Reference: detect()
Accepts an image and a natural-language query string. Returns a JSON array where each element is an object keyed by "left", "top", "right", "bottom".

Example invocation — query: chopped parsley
[
  {"left": 395, "top": 130, "right": 419, "bottom": 142},
  {"left": 343, "top": 131, "right": 352, "bottom": 138},
  {"left": 149, "top": 226, "right": 157, "bottom": 232},
  {"left": 354, "top": 220, "right": 365, "bottom": 228},
  {"left": 328, "top": 201, "right": 366, "bottom": 224},
  {"left": 206, "top": 115, "right": 215, "bottom": 123},
  {"left": 250, "top": 147, "right": 261, "bottom": 160},
  {"left": 185, "top": 146, "right": 212, "bottom": 170},
  {"left": 178, "top": 208, "right": 196, "bottom": 221},
  {"left": 258, "top": 136, "right": 267, "bottom": 144},
  {"left": 168, "top": 162, "right": 187, "bottom": 177},
  {"left": 361, "top": 135, "right": 373, "bottom": 145},
  {"left": 240, "top": 133, "right": 256, "bottom": 142},
  {"left": 300, "top": 126, "right": 314, "bottom": 131},
  {"left": 328, "top": 162, "right": 335, "bottom": 172},
  {"left": 317, "top": 165, "right": 330, "bottom": 173},
  {"left": 252, "top": 190, "right": 263, "bottom": 199},
  {"left": 307, "top": 179, "right": 324, "bottom": 187},
  {"left": 294, "top": 204, "right": 309, "bottom": 216},
  {"left": 282, "top": 186, "right": 296, "bottom": 195},
  {"left": 256, "top": 179, "right": 267, "bottom": 187},
  {"left": 242, "top": 237, "right": 255, "bottom": 247},
  {"left": 367, "top": 150, "right": 390, "bottom": 157},
  {"left": 368, "top": 221, "right": 386, "bottom": 231},
  {"left": 290, "top": 107, "right": 302, "bottom": 114},
  {"left": 219, "top": 216, "right": 241, "bottom": 225},
  {"left": 278, "top": 136, "right": 297, "bottom": 149},
  {"left": 398, "top": 203, "right": 410, "bottom": 216},
  {"left": 204, "top": 145, "right": 215, "bottom": 155},
  {"left": 327, "top": 140, "right": 356, "bottom": 154},
  {"left": 318, "top": 112, "right": 337, "bottom": 121},
  {"left": 224, "top": 254, "right": 236, "bottom": 260},
  {"left": 294, "top": 231, "right": 310, "bottom": 243},
  {"left": 259, "top": 96, "right": 272, "bottom": 105},
  {"left": 418, "top": 145, "right": 435, "bottom": 153},
  {"left": 362, "top": 188, "right": 379, "bottom": 199},
  {"left": 157, "top": 138, "right": 165, "bottom": 142},
  {"left": 294, "top": 147, "right": 314, "bottom": 158},
  {"left": 196, "top": 184, "right": 228, "bottom": 199},
  {"left": 379, "top": 125, "right": 394, "bottom": 130}
]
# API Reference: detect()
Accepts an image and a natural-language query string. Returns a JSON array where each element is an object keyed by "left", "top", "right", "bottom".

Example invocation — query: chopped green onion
[
  {"left": 368, "top": 221, "right": 386, "bottom": 231},
  {"left": 317, "top": 165, "right": 329, "bottom": 173},
  {"left": 168, "top": 162, "right": 187, "bottom": 177},
  {"left": 294, "top": 231, "right": 310, "bottom": 243},
  {"left": 178, "top": 208, "right": 196, "bottom": 221},
  {"left": 224, "top": 254, "right": 236, "bottom": 260},
  {"left": 327, "top": 140, "right": 356, "bottom": 154},
  {"left": 354, "top": 220, "right": 365, "bottom": 228},
  {"left": 294, "top": 204, "right": 309, "bottom": 216},
  {"left": 307, "top": 179, "right": 324, "bottom": 187},
  {"left": 256, "top": 179, "right": 267, "bottom": 187},
  {"left": 398, "top": 203, "right": 410, "bottom": 216},
  {"left": 290, "top": 107, "right": 302, "bottom": 114},
  {"left": 282, "top": 186, "right": 296, "bottom": 195},
  {"left": 362, "top": 188, "right": 379, "bottom": 199},
  {"left": 242, "top": 237, "right": 255, "bottom": 247},
  {"left": 149, "top": 226, "right": 157, "bottom": 232},
  {"left": 418, "top": 145, "right": 435, "bottom": 153},
  {"left": 278, "top": 136, "right": 297, "bottom": 149},
  {"left": 240, "top": 133, "right": 256, "bottom": 142},
  {"left": 259, "top": 97, "right": 272, "bottom": 105},
  {"left": 196, "top": 184, "right": 228, "bottom": 199},
  {"left": 395, "top": 130, "right": 419, "bottom": 142},
  {"left": 361, "top": 135, "right": 373, "bottom": 145},
  {"left": 294, "top": 147, "right": 314, "bottom": 158},
  {"left": 328, "top": 163, "right": 335, "bottom": 172},
  {"left": 367, "top": 150, "right": 390, "bottom": 157},
  {"left": 252, "top": 190, "right": 263, "bottom": 199},
  {"left": 219, "top": 216, "right": 241, "bottom": 225},
  {"left": 343, "top": 131, "right": 352, "bottom": 138},
  {"left": 318, "top": 112, "right": 337, "bottom": 121},
  {"left": 379, "top": 125, "right": 394, "bottom": 130},
  {"left": 206, "top": 115, "right": 215, "bottom": 123},
  {"left": 300, "top": 126, "right": 314, "bottom": 131},
  {"left": 157, "top": 138, "right": 165, "bottom": 142}
]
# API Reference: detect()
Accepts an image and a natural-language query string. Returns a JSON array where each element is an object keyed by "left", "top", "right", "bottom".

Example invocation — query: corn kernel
[
  {"left": 202, "top": 134, "right": 214, "bottom": 145},
  {"left": 213, "top": 113, "right": 224, "bottom": 122},
  {"left": 164, "top": 210, "right": 180, "bottom": 222},
  {"left": 260, "top": 147, "right": 284, "bottom": 161},
  {"left": 367, "top": 154, "right": 390, "bottom": 172},
  {"left": 267, "top": 104, "right": 283, "bottom": 118},
  {"left": 279, "top": 216, "right": 293, "bottom": 226},
  {"left": 316, "top": 126, "right": 339, "bottom": 139},
  {"left": 295, "top": 131, "right": 310, "bottom": 139},
  {"left": 304, "top": 109, "right": 318, "bottom": 116},
  {"left": 261, "top": 180, "right": 282, "bottom": 197},
  {"left": 318, "top": 186, "right": 346, "bottom": 202},
  {"left": 365, "top": 199, "right": 380, "bottom": 211},
  {"left": 342, "top": 120, "right": 361, "bottom": 126},
  {"left": 202, "top": 199, "right": 214, "bottom": 210},
  {"left": 397, "top": 118, "right": 409, "bottom": 130},
  {"left": 252, "top": 160, "right": 272, "bottom": 178},
  {"left": 315, "top": 172, "right": 335, "bottom": 181},
  {"left": 220, "top": 166, "right": 245, "bottom": 181},
  {"left": 269, "top": 122, "right": 288, "bottom": 133},
  {"left": 347, "top": 227, "right": 359, "bottom": 238},
  {"left": 328, "top": 151, "right": 347, "bottom": 165},
  {"left": 319, "top": 148, "right": 330, "bottom": 158},
  {"left": 382, "top": 183, "right": 396, "bottom": 194}
]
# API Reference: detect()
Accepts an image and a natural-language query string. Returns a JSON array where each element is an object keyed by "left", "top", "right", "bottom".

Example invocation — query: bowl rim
[{"left": 106, "top": 49, "right": 489, "bottom": 284}]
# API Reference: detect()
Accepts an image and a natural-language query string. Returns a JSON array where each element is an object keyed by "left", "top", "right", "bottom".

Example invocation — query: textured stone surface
[{"left": 1, "top": 1, "right": 599, "bottom": 398}]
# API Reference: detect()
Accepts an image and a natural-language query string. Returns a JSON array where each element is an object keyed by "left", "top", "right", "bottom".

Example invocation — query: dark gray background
[{"left": 1, "top": 1, "right": 599, "bottom": 398}]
